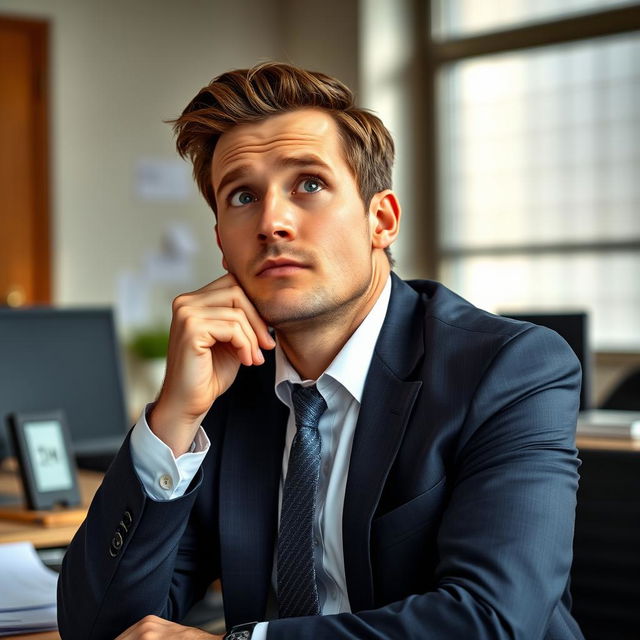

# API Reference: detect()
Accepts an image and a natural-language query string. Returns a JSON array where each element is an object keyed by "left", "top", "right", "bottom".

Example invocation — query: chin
[
  {"left": 255, "top": 300, "right": 328, "bottom": 328},
  {"left": 252, "top": 289, "right": 332, "bottom": 326},
  {"left": 253, "top": 282, "right": 369, "bottom": 329}
]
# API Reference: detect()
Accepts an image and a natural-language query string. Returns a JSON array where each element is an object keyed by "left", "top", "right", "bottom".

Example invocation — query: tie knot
[{"left": 291, "top": 384, "right": 327, "bottom": 431}]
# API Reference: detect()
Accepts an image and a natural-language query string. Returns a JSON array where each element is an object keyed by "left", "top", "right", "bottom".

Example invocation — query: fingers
[
  {"left": 114, "top": 615, "right": 218, "bottom": 639},
  {"left": 180, "top": 274, "right": 276, "bottom": 352},
  {"left": 173, "top": 306, "right": 263, "bottom": 367}
]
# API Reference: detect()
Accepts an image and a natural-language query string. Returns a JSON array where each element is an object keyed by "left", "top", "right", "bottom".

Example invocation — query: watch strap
[{"left": 224, "top": 621, "right": 258, "bottom": 639}]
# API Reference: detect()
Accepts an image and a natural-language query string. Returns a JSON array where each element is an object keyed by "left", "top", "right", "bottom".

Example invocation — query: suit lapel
[
  {"left": 219, "top": 357, "right": 288, "bottom": 626},
  {"left": 343, "top": 274, "right": 424, "bottom": 612}
]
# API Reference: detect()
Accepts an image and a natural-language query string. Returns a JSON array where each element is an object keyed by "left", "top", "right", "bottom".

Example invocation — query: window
[{"left": 428, "top": 1, "right": 640, "bottom": 349}]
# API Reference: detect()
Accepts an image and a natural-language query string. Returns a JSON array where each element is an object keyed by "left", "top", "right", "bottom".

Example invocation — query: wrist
[{"left": 147, "top": 401, "right": 205, "bottom": 457}]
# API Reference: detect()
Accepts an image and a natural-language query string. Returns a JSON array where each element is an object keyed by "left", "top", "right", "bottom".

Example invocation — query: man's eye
[
  {"left": 296, "top": 177, "right": 325, "bottom": 194},
  {"left": 229, "top": 190, "right": 256, "bottom": 207}
]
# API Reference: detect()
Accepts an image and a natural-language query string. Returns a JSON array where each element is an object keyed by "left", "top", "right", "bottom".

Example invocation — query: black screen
[
  {"left": 0, "top": 308, "right": 128, "bottom": 460},
  {"left": 501, "top": 312, "right": 590, "bottom": 411}
]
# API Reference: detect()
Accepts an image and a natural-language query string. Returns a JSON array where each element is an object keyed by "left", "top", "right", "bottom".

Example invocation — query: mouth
[{"left": 256, "top": 258, "right": 309, "bottom": 277}]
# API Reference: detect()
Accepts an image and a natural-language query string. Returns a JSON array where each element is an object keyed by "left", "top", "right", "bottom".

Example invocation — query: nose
[{"left": 257, "top": 188, "right": 296, "bottom": 242}]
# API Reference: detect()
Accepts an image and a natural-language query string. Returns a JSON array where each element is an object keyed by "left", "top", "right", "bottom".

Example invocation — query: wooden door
[{"left": 0, "top": 16, "right": 50, "bottom": 306}]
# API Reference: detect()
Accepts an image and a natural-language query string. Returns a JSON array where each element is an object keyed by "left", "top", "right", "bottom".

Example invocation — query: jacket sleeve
[
  {"left": 267, "top": 326, "right": 583, "bottom": 640},
  {"left": 56, "top": 435, "right": 215, "bottom": 640}
]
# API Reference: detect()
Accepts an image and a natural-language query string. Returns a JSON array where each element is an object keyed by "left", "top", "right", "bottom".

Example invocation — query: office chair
[{"left": 571, "top": 447, "right": 640, "bottom": 640}]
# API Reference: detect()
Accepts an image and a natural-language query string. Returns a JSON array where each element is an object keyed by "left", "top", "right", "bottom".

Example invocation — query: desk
[
  {"left": 0, "top": 459, "right": 102, "bottom": 547},
  {"left": 577, "top": 435, "right": 640, "bottom": 452},
  {"left": 0, "top": 461, "right": 101, "bottom": 640}
]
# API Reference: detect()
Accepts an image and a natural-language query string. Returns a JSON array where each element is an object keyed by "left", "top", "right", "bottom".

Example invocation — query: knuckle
[
  {"left": 229, "top": 284, "right": 244, "bottom": 301},
  {"left": 182, "top": 314, "right": 199, "bottom": 332},
  {"left": 174, "top": 304, "right": 193, "bottom": 324},
  {"left": 172, "top": 294, "right": 187, "bottom": 311}
]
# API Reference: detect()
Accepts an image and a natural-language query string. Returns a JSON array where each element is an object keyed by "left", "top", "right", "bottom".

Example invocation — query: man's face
[{"left": 212, "top": 108, "right": 387, "bottom": 329}]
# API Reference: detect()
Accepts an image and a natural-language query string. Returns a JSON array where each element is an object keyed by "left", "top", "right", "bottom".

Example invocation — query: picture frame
[{"left": 6, "top": 410, "right": 81, "bottom": 510}]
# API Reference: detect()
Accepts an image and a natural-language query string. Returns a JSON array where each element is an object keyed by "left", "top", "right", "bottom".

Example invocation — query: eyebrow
[{"left": 215, "top": 154, "right": 333, "bottom": 199}]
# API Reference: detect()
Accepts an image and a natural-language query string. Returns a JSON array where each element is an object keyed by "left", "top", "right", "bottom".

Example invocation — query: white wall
[
  {"left": 277, "top": 0, "right": 359, "bottom": 94},
  {"left": 0, "top": 0, "right": 377, "bottom": 413},
  {"left": 0, "top": 0, "right": 421, "bottom": 318},
  {"left": 359, "top": 0, "right": 429, "bottom": 279},
  {"left": 0, "top": 0, "right": 282, "bottom": 321}
]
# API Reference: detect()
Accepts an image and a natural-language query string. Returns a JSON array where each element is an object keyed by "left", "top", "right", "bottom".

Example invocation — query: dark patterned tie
[{"left": 277, "top": 384, "right": 327, "bottom": 618}]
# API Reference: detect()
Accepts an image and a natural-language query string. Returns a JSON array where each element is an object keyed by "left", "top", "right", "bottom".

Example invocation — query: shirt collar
[{"left": 275, "top": 275, "right": 392, "bottom": 404}]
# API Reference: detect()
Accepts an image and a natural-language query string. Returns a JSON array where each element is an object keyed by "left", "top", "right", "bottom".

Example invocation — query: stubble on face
[{"left": 237, "top": 219, "right": 374, "bottom": 330}]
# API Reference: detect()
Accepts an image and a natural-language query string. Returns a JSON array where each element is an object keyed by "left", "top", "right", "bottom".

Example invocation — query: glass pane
[
  {"left": 440, "top": 252, "right": 640, "bottom": 350},
  {"left": 432, "top": 0, "right": 638, "bottom": 40},
  {"left": 438, "top": 32, "right": 640, "bottom": 250}
]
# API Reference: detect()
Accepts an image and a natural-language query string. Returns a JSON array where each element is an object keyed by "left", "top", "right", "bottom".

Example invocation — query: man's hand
[
  {"left": 114, "top": 615, "right": 223, "bottom": 639},
  {"left": 149, "top": 273, "right": 275, "bottom": 456}
]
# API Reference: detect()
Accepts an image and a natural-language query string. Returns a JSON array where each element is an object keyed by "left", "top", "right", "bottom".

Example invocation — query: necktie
[{"left": 277, "top": 384, "right": 327, "bottom": 618}]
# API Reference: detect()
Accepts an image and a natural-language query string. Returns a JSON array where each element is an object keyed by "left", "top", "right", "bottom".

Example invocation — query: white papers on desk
[
  {"left": 577, "top": 410, "right": 640, "bottom": 439},
  {"left": 0, "top": 541, "right": 58, "bottom": 635}
]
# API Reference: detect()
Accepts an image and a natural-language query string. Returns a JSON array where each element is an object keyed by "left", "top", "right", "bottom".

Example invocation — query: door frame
[{"left": 0, "top": 15, "right": 50, "bottom": 303}]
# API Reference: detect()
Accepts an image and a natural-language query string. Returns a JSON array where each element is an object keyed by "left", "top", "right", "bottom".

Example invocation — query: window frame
[{"left": 423, "top": 2, "right": 640, "bottom": 275}]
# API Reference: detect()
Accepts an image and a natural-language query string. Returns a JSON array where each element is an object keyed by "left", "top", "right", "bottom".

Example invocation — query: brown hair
[{"left": 171, "top": 63, "right": 395, "bottom": 233}]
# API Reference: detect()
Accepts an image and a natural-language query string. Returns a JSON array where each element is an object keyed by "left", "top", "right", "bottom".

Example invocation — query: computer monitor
[
  {"left": 0, "top": 308, "right": 129, "bottom": 466},
  {"left": 501, "top": 312, "right": 590, "bottom": 411}
]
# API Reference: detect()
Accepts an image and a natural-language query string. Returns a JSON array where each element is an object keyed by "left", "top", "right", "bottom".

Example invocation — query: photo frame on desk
[{"left": 6, "top": 410, "right": 81, "bottom": 511}]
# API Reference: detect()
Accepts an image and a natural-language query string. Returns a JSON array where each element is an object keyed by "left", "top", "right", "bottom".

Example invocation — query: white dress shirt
[{"left": 130, "top": 275, "right": 391, "bottom": 638}]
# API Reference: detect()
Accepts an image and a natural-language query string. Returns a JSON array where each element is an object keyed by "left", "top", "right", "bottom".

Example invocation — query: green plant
[{"left": 129, "top": 329, "right": 170, "bottom": 360}]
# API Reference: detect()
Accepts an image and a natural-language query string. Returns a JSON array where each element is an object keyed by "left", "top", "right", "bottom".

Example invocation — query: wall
[
  {"left": 0, "top": 0, "right": 370, "bottom": 414},
  {"left": 0, "top": 0, "right": 282, "bottom": 321},
  {"left": 0, "top": 0, "right": 378, "bottom": 319},
  {"left": 276, "top": 0, "right": 359, "bottom": 93},
  {"left": 359, "top": 0, "right": 429, "bottom": 280}
]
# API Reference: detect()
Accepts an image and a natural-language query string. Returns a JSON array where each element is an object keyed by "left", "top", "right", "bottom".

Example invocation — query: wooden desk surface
[
  {"left": 0, "top": 461, "right": 99, "bottom": 639},
  {"left": 0, "top": 459, "right": 102, "bottom": 548},
  {"left": 576, "top": 435, "right": 640, "bottom": 451}
]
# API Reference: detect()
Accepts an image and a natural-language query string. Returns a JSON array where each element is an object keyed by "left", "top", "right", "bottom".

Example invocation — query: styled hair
[{"left": 172, "top": 62, "right": 395, "bottom": 208}]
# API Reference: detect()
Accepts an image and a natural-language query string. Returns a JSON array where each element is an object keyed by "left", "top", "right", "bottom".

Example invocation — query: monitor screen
[
  {"left": 0, "top": 308, "right": 128, "bottom": 459},
  {"left": 501, "top": 312, "right": 590, "bottom": 411}
]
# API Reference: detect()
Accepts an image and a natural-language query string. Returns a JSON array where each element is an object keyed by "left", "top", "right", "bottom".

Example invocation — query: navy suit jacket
[{"left": 58, "top": 275, "right": 585, "bottom": 639}]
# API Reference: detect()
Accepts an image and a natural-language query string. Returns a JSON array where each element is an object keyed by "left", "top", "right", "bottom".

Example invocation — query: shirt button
[
  {"left": 159, "top": 474, "right": 173, "bottom": 490},
  {"left": 314, "top": 538, "right": 320, "bottom": 547}
]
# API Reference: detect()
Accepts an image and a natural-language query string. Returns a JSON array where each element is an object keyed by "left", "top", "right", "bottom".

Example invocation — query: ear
[
  {"left": 368, "top": 190, "right": 401, "bottom": 251},
  {"left": 214, "top": 224, "right": 229, "bottom": 271}
]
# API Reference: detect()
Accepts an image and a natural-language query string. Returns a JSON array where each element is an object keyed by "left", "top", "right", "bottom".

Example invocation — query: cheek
[
  {"left": 319, "top": 224, "right": 371, "bottom": 271},
  {"left": 217, "top": 230, "right": 246, "bottom": 270}
]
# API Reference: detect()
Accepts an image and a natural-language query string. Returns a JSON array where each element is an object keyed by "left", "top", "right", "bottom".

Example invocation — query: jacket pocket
[{"left": 371, "top": 476, "right": 447, "bottom": 551}]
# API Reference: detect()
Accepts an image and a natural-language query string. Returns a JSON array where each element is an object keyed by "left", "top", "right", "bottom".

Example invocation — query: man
[{"left": 58, "top": 63, "right": 584, "bottom": 640}]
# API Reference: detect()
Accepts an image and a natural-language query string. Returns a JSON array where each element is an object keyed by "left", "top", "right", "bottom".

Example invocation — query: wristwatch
[{"left": 224, "top": 621, "right": 259, "bottom": 639}]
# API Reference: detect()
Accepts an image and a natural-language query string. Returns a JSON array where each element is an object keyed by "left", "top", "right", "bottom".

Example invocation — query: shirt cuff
[
  {"left": 130, "top": 403, "right": 210, "bottom": 501},
  {"left": 251, "top": 622, "right": 268, "bottom": 640}
]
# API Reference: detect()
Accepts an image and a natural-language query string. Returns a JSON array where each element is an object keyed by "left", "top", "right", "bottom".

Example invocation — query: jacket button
[
  {"left": 122, "top": 510, "right": 133, "bottom": 528},
  {"left": 109, "top": 531, "right": 123, "bottom": 557},
  {"left": 112, "top": 531, "right": 123, "bottom": 549}
]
